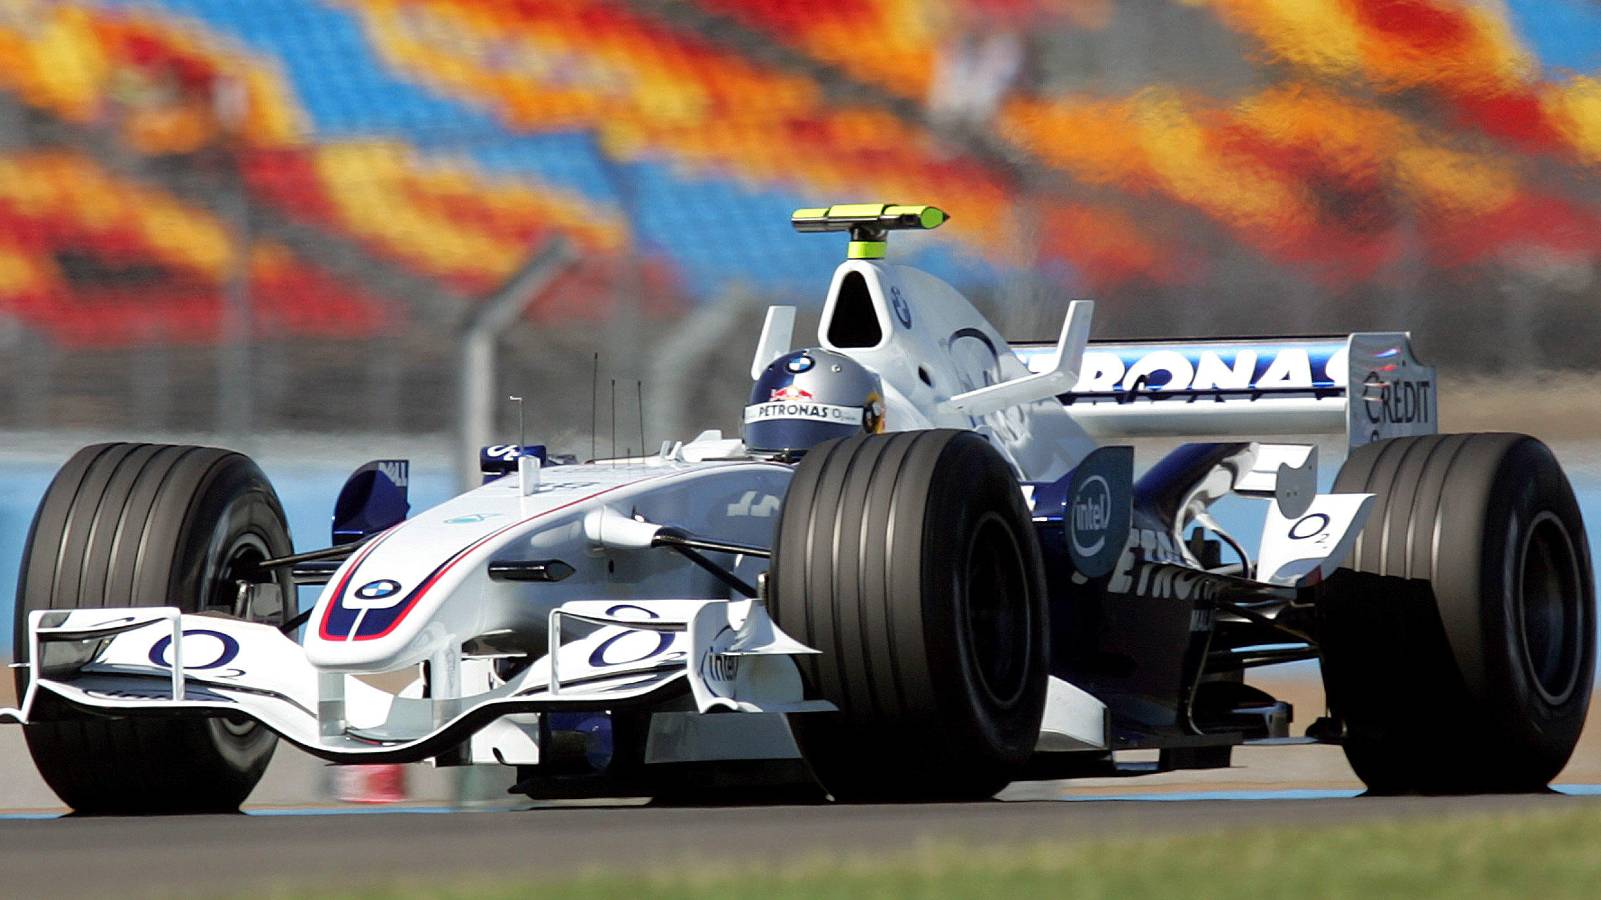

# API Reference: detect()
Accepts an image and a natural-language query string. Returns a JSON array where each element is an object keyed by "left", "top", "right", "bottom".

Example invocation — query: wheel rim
[
  {"left": 208, "top": 532, "right": 283, "bottom": 747},
  {"left": 963, "top": 512, "right": 1031, "bottom": 707},
  {"left": 1516, "top": 511, "right": 1584, "bottom": 706},
  {"left": 212, "top": 534, "right": 272, "bottom": 616}
]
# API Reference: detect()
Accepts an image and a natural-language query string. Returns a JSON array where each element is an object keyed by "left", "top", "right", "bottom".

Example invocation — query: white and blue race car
[{"left": 5, "top": 204, "right": 1593, "bottom": 811}]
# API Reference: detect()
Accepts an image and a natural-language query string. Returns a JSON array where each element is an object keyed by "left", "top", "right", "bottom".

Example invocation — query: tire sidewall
[
  {"left": 169, "top": 458, "right": 293, "bottom": 779},
  {"left": 1326, "top": 433, "right": 1595, "bottom": 791},
  {"left": 920, "top": 434, "right": 1049, "bottom": 767},
  {"left": 1469, "top": 440, "right": 1594, "bottom": 763},
  {"left": 13, "top": 445, "right": 292, "bottom": 812},
  {"left": 768, "top": 430, "right": 1051, "bottom": 798},
  {"left": 172, "top": 459, "right": 295, "bottom": 623}
]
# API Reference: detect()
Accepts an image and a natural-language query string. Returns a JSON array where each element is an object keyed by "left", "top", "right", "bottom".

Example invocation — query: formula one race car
[{"left": 5, "top": 204, "right": 1594, "bottom": 812}]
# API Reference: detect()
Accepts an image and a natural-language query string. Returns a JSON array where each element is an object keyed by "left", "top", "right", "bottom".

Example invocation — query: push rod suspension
[{"left": 651, "top": 527, "right": 763, "bottom": 598}]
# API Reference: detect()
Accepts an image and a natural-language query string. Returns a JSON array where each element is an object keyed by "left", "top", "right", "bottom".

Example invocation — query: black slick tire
[
  {"left": 767, "top": 430, "right": 1049, "bottom": 801},
  {"left": 13, "top": 443, "right": 293, "bottom": 814},
  {"left": 1319, "top": 433, "right": 1594, "bottom": 793}
]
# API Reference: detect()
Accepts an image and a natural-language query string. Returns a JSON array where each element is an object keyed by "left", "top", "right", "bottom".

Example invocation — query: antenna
[
  {"left": 590, "top": 353, "right": 599, "bottom": 463},
  {"left": 636, "top": 380, "right": 646, "bottom": 465},
  {"left": 609, "top": 378, "right": 617, "bottom": 466},
  {"left": 508, "top": 395, "right": 525, "bottom": 449}
]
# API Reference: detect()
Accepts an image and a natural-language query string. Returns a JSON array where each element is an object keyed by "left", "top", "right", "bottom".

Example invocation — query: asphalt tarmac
[
  {"left": 5, "top": 677, "right": 1601, "bottom": 896},
  {"left": 2, "top": 789, "right": 1598, "bottom": 897}
]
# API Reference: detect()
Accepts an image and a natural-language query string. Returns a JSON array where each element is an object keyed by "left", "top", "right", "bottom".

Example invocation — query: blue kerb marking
[
  {"left": 1059, "top": 788, "right": 1364, "bottom": 802},
  {"left": 247, "top": 805, "right": 470, "bottom": 817},
  {"left": 244, "top": 803, "right": 549, "bottom": 817},
  {"left": 1062, "top": 786, "right": 1601, "bottom": 801}
]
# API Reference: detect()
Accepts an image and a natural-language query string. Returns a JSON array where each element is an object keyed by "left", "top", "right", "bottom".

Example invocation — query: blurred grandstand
[{"left": 0, "top": 0, "right": 1598, "bottom": 447}]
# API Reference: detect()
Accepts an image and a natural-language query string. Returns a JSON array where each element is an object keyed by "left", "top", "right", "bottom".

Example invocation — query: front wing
[{"left": 0, "top": 600, "right": 832, "bottom": 765}]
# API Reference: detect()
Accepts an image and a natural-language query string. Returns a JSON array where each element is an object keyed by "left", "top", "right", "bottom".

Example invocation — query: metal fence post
[{"left": 456, "top": 238, "right": 577, "bottom": 491}]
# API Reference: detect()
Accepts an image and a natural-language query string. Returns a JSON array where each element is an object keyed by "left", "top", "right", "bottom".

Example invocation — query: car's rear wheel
[
  {"left": 13, "top": 443, "right": 292, "bottom": 814},
  {"left": 767, "top": 430, "right": 1049, "bottom": 801},
  {"left": 1318, "top": 433, "right": 1594, "bottom": 793}
]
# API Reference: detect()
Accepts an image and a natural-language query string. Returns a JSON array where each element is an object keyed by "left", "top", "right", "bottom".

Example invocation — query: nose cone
[
  {"left": 302, "top": 527, "right": 460, "bottom": 672},
  {"left": 303, "top": 477, "right": 542, "bottom": 671},
  {"left": 301, "top": 461, "right": 659, "bottom": 673}
]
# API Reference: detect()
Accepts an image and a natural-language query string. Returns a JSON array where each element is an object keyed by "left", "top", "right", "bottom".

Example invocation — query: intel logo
[
  {"left": 1070, "top": 475, "right": 1112, "bottom": 557},
  {"left": 355, "top": 579, "right": 402, "bottom": 600}
]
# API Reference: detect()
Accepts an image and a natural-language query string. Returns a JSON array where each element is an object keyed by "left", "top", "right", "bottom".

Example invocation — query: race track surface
[
  {"left": 4, "top": 678, "right": 1599, "bottom": 897},
  {"left": 3, "top": 791, "right": 1599, "bottom": 897}
]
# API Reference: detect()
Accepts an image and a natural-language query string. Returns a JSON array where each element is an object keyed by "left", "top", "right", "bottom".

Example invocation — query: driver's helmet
[{"left": 743, "top": 348, "right": 885, "bottom": 456}]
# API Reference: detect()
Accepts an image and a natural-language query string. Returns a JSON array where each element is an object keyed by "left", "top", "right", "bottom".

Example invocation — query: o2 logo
[
  {"left": 1288, "top": 513, "right": 1330, "bottom": 541},
  {"left": 587, "top": 604, "right": 685, "bottom": 669},
  {"left": 148, "top": 629, "right": 243, "bottom": 676}
]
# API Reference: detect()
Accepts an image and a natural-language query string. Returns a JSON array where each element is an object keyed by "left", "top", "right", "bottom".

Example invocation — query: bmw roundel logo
[
  {"left": 355, "top": 579, "right": 402, "bottom": 600},
  {"left": 785, "top": 354, "right": 814, "bottom": 373},
  {"left": 890, "top": 286, "right": 912, "bottom": 328}
]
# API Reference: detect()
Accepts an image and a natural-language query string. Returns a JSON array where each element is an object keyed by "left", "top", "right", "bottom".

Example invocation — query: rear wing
[{"left": 1012, "top": 333, "right": 1436, "bottom": 448}]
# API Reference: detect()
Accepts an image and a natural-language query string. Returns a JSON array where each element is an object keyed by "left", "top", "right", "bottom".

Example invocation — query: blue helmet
[{"left": 743, "top": 349, "right": 885, "bottom": 456}]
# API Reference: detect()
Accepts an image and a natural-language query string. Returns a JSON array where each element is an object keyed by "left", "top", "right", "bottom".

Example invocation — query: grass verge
[{"left": 290, "top": 803, "right": 1601, "bottom": 899}]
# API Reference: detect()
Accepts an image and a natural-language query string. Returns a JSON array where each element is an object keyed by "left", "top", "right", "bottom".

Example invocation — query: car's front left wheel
[
  {"left": 767, "top": 430, "right": 1049, "bottom": 801},
  {"left": 13, "top": 443, "right": 292, "bottom": 814},
  {"left": 1318, "top": 433, "right": 1594, "bottom": 793}
]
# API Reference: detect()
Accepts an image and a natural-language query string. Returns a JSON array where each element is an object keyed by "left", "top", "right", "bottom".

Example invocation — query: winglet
[
  {"left": 750, "top": 305, "right": 796, "bottom": 380},
  {"left": 944, "top": 300, "right": 1093, "bottom": 417}
]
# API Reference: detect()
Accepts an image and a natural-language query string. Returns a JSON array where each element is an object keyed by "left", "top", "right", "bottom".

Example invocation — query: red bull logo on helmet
[{"left": 770, "top": 386, "right": 814, "bottom": 402}]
